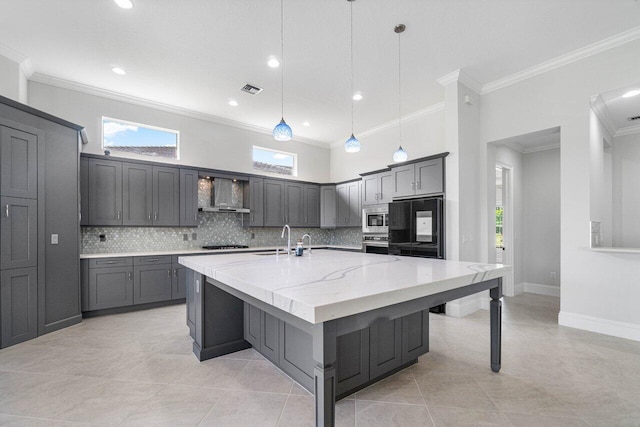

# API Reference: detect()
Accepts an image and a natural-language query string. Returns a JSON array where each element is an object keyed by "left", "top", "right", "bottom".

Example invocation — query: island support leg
[
  {"left": 490, "top": 285, "right": 502, "bottom": 372},
  {"left": 312, "top": 321, "right": 337, "bottom": 427}
]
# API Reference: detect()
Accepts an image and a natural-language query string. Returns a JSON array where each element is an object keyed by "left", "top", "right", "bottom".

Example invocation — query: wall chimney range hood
[{"left": 198, "top": 175, "right": 250, "bottom": 214}]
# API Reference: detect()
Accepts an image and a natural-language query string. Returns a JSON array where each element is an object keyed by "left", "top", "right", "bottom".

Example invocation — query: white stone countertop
[
  {"left": 591, "top": 246, "right": 640, "bottom": 254},
  {"left": 179, "top": 250, "right": 511, "bottom": 324},
  {"left": 80, "top": 245, "right": 362, "bottom": 259}
]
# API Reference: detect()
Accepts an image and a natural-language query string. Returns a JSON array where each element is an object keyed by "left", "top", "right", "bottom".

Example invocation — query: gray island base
[{"left": 180, "top": 250, "right": 508, "bottom": 427}]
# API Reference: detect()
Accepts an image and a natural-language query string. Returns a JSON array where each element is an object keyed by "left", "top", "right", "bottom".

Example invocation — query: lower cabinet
[
  {"left": 1, "top": 267, "right": 37, "bottom": 348},
  {"left": 171, "top": 256, "right": 186, "bottom": 300},
  {"left": 133, "top": 263, "right": 173, "bottom": 305},
  {"left": 88, "top": 265, "right": 133, "bottom": 311}
]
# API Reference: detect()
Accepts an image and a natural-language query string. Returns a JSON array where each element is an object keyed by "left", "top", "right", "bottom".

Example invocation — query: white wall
[
  {"left": 28, "top": 81, "right": 331, "bottom": 183},
  {"left": 480, "top": 38, "right": 640, "bottom": 340},
  {"left": 522, "top": 148, "right": 560, "bottom": 288},
  {"left": 0, "top": 54, "right": 21, "bottom": 102},
  {"left": 612, "top": 132, "right": 640, "bottom": 247}
]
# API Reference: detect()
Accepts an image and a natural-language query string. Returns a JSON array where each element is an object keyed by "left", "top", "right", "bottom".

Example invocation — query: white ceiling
[
  {"left": 600, "top": 83, "right": 640, "bottom": 131},
  {"left": 1, "top": 0, "right": 640, "bottom": 144}
]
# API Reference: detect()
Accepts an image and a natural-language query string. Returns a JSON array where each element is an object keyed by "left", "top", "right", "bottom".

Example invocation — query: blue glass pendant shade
[
  {"left": 345, "top": 133, "right": 360, "bottom": 153},
  {"left": 393, "top": 145, "right": 408, "bottom": 162},
  {"left": 273, "top": 118, "right": 292, "bottom": 141}
]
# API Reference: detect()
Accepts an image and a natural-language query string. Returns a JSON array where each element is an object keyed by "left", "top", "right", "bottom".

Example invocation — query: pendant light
[
  {"left": 392, "top": 24, "right": 408, "bottom": 162},
  {"left": 273, "top": 0, "right": 292, "bottom": 141},
  {"left": 344, "top": 0, "right": 360, "bottom": 153}
]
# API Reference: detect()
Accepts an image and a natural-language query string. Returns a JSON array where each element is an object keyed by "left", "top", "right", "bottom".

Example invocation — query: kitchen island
[{"left": 179, "top": 250, "right": 509, "bottom": 427}]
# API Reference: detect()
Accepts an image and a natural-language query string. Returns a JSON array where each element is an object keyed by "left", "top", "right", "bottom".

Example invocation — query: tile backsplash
[{"left": 81, "top": 212, "right": 362, "bottom": 254}]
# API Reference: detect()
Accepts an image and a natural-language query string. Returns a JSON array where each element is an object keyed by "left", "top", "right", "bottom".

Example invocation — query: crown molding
[
  {"left": 615, "top": 123, "right": 640, "bottom": 137},
  {"left": 522, "top": 142, "right": 560, "bottom": 154},
  {"left": 436, "top": 69, "right": 482, "bottom": 94},
  {"left": 483, "top": 26, "right": 640, "bottom": 94},
  {"left": 590, "top": 94, "right": 617, "bottom": 138},
  {"left": 0, "top": 42, "right": 27, "bottom": 64},
  {"left": 19, "top": 59, "right": 34, "bottom": 79},
  {"left": 329, "top": 102, "right": 445, "bottom": 149},
  {"left": 29, "top": 72, "right": 329, "bottom": 148}
]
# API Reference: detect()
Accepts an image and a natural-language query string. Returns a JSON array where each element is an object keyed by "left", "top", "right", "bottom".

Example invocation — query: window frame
[
  {"left": 252, "top": 145, "right": 298, "bottom": 177},
  {"left": 101, "top": 116, "right": 181, "bottom": 160}
]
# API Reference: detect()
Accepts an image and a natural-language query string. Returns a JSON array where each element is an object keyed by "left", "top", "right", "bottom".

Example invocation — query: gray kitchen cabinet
[
  {"left": 180, "top": 169, "right": 199, "bottom": 227},
  {"left": 279, "top": 320, "right": 313, "bottom": 390},
  {"left": 391, "top": 157, "right": 444, "bottom": 198},
  {"left": 80, "top": 156, "right": 89, "bottom": 226},
  {"left": 401, "top": 309, "right": 430, "bottom": 363},
  {"left": 336, "top": 328, "right": 370, "bottom": 396},
  {"left": 336, "top": 180, "right": 361, "bottom": 227},
  {"left": 361, "top": 174, "right": 379, "bottom": 207},
  {"left": 1, "top": 267, "right": 37, "bottom": 348},
  {"left": 0, "top": 196, "right": 37, "bottom": 270},
  {"left": 362, "top": 170, "right": 394, "bottom": 206},
  {"left": 0, "top": 125, "right": 37, "bottom": 199},
  {"left": 285, "top": 182, "right": 304, "bottom": 226},
  {"left": 153, "top": 166, "right": 180, "bottom": 226},
  {"left": 88, "top": 158, "right": 123, "bottom": 226},
  {"left": 247, "top": 177, "right": 264, "bottom": 227},
  {"left": 320, "top": 185, "right": 336, "bottom": 229},
  {"left": 264, "top": 179, "right": 285, "bottom": 226},
  {"left": 391, "top": 164, "right": 415, "bottom": 198},
  {"left": 133, "top": 256, "right": 173, "bottom": 304},
  {"left": 369, "top": 318, "right": 402, "bottom": 379},
  {"left": 303, "top": 184, "right": 320, "bottom": 227},
  {"left": 261, "top": 311, "right": 280, "bottom": 365},
  {"left": 172, "top": 263, "right": 186, "bottom": 300},
  {"left": 122, "top": 162, "right": 153, "bottom": 226},
  {"left": 88, "top": 265, "right": 134, "bottom": 311},
  {"left": 186, "top": 267, "right": 196, "bottom": 338},
  {"left": 348, "top": 181, "right": 361, "bottom": 226},
  {"left": 244, "top": 303, "right": 262, "bottom": 349},
  {"left": 336, "top": 183, "right": 349, "bottom": 226}
]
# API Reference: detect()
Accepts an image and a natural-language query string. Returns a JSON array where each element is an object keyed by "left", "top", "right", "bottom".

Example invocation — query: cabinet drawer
[
  {"left": 134, "top": 255, "right": 172, "bottom": 266},
  {"left": 88, "top": 257, "right": 133, "bottom": 268}
]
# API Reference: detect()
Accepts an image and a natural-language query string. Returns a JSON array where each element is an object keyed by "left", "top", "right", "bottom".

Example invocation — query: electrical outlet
[
  {"left": 550, "top": 272, "right": 557, "bottom": 279},
  {"left": 183, "top": 234, "right": 189, "bottom": 241},
  {"left": 251, "top": 232, "right": 255, "bottom": 239},
  {"left": 192, "top": 233, "right": 197, "bottom": 240},
  {"left": 99, "top": 234, "right": 106, "bottom": 242}
]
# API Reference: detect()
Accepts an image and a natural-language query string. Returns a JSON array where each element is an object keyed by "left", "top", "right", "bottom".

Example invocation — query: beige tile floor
[{"left": 0, "top": 293, "right": 639, "bottom": 426}]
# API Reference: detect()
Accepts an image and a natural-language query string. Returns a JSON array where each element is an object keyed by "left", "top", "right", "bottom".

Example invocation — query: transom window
[
  {"left": 252, "top": 146, "right": 297, "bottom": 176},
  {"left": 102, "top": 117, "right": 179, "bottom": 159}
]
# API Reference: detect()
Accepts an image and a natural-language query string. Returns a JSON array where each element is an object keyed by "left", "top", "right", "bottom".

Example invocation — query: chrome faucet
[
  {"left": 301, "top": 233, "right": 311, "bottom": 254},
  {"left": 281, "top": 224, "right": 291, "bottom": 256}
]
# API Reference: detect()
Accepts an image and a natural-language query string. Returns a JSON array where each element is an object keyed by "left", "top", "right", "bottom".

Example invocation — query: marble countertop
[
  {"left": 80, "top": 244, "right": 362, "bottom": 259},
  {"left": 179, "top": 250, "right": 511, "bottom": 324}
]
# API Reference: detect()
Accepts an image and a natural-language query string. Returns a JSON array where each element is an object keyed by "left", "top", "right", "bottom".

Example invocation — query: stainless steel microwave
[{"left": 362, "top": 206, "right": 389, "bottom": 234}]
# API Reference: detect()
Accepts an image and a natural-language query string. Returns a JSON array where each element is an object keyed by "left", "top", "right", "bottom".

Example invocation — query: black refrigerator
[{"left": 388, "top": 196, "right": 444, "bottom": 259}]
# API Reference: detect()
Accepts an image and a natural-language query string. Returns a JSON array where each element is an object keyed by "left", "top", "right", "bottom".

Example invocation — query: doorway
[{"left": 495, "top": 164, "right": 514, "bottom": 294}]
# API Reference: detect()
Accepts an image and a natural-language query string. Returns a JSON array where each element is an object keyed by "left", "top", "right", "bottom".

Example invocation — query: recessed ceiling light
[
  {"left": 622, "top": 89, "right": 640, "bottom": 98},
  {"left": 111, "top": 67, "right": 126, "bottom": 75},
  {"left": 302, "top": 121, "right": 310, "bottom": 127},
  {"left": 352, "top": 92, "right": 363, "bottom": 101},
  {"left": 267, "top": 56, "right": 280, "bottom": 68},
  {"left": 228, "top": 99, "right": 238, "bottom": 107},
  {"left": 114, "top": 0, "right": 133, "bottom": 9}
]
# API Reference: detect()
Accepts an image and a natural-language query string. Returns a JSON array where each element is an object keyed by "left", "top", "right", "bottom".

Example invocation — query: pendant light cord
[
  {"left": 398, "top": 28, "right": 402, "bottom": 146},
  {"left": 350, "top": 0, "right": 354, "bottom": 134},
  {"left": 281, "top": 0, "right": 285, "bottom": 119}
]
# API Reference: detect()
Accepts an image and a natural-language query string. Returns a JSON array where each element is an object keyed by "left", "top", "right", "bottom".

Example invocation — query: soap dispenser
[{"left": 295, "top": 239, "right": 304, "bottom": 256}]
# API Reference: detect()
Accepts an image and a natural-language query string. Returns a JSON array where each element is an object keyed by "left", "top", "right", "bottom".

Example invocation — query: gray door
[
  {"left": 261, "top": 311, "right": 280, "bottom": 364},
  {"left": 320, "top": 185, "right": 336, "bottom": 229},
  {"left": 336, "top": 328, "right": 370, "bottom": 396},
  {"left": 1, "top": 197, "right": 37, "bottom": 270},
  {"left": 369, "top": 318, "right": 402, "bottom": 379},
  {"left": 401, "top": 310, "right": 430, "bottom": 363},
  {"left": 80, "top": 157, "right": 89, "bottom": 226},
  {"left": 264, "top": 179, "right": 284, "bottom": 227},
  {"left": 391, "top": 164, "right": 415, "bottom": 198},
  {"left": 180, "top": 169, "right": 199, "bottom": 226},
  {"left": 88, "top": 158, "right": 122, "bottom": 225},
  {"left": 123, "top": 163, "right": 153, "bottom": 226},
  {"left": 303, "top": 184, "right": 320, "bottom": 227},
  {"left": 361, "top": 175, "right": 379, "bottom": 207},
  {"left": 244, "top": 303, "right": 261, "bottom": 350},
  {"left": 378, "top": 171, "right": 394, "bottom": 204},
  {"left": 186, "top": 270, "right": 196, "bottom": 338},
  {"left": 0, "top": 126, "right": 37, "bottom": 199},
  {"left": 133, "top": 264, "right": 173, "bottom": 304},
  {"left": 172, "top": 265, "right": 186, "bottom": 299},
  {"left": 415, "top": 158, "right": 444, "bottom": 195},
  {"left": 248, "top": 177, "right": 264, "bottom": 227},
  {"left": 153, "top": 166, "right": 180, "bottom": 226},
  {"left": 88, "top": 266, "right": 133, "bottom": 310},
  {"left": 347, "top": 181, "right": 361, "bottom": 227},
  {"left": 1, "top": 267, "right": 37, "bottom": 348},
  {"left": 279, "top": 321, "right": 313, "bottom": 390},
  {"left": 336, "top": 184, "right": 349, "bottom": 227},
  {"left": 285, "top": 182, "right": 304, "bottom": 226}
]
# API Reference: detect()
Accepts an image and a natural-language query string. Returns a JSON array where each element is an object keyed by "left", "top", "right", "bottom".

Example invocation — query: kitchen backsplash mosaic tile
[{"left": 81, "top": 212, "right": 362, "bottom": 253}]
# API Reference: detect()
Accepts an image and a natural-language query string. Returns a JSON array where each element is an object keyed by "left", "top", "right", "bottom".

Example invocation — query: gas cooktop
[{"left": 202, "top": 245, "right": 249, "bottom": 250}]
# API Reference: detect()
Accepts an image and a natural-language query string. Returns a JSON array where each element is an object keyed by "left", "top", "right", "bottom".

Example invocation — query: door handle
[
  {"left": 154, "top": 212, "right": 158, "bottom": 221},
  {"left": 411, "top": 182, "right": 416, "bottom": 190},
  {"left": 117, "top": 211, "right": 121, "bottom": 220},
  {"left": 194, "top": 212, "right": 197, "bottom": 221},
  {"left": 148, "top": 212, "right": 151, "bottom": 221},
  {"left": 128, "top": 272, "right": 132, "bottom": 281},
  {"left": 146, "top": 258, "right": 159, "bottom": 262},
  {"left": 4, "top": 204, "right": 8, "bottom": 217},
  {"left": 417, "top": 181, "right": 422, "bottom": 190},
  {"left": 173, "top": 269, "right": 177, "bottom": 277}
]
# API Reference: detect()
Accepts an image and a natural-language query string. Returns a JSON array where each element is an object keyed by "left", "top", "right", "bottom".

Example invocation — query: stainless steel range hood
[{"left": 199, "top": 177, "right": 250, "bottom": 213}]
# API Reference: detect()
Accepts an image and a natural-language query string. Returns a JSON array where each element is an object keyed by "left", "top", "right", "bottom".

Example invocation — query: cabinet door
[
  {"left": 123, "top": 163, "right": 153, "bottom": 226},
  {"left": 186, "top": 269, "right": 196, "bottom": 339},
  {"left": 88, "top": 266, "right": 133, "bottom": 310},
  {"left": 361, "top": 175, "right": 379, "bottom": 207},
  {"left": 391, "top": 164, "right": 415, "bottom": 198},
  {"left": 0, "top": 197, "right": 37, "bottom": 270},
  {"left": 415, "top": 158, "right": 444, "bottom": 195},
  {"left": 279, "top": 321, "right": 314, "bottom": 391},
  {"left": 264, "top": 179, "right": 285, "bottom": 227},
  {"left": 347, "top": 181, "right": 361, "bottom": 227},
  {"left": 370, "top": 318, "right": 402, "bottom": 379},
  {"left": 336, "top": 328, "right": 370, "bottom": 396},
  {"left": 335, "top": 184, "right": 349, "bottom": 227},
  {"left": 153, "top": 166, "right": 180, "bottom": 226},
  {"left": 244, "top": 303, "right": 262, "bottom": 350},
  {"left": 80, "top": 157, "right": 89, "bottom": 226},
  {"left": 172, "top": 265, "right": 186, "bottom": 299},
  {"left": 1, "top": 267, "right": 37, "bottom": 348},
  {"left": 180, "top": 169, "right": 199, "bottom": 227},
  {"left": 261, "top": 311, "right": 280, "bottom": 364},
  {"left": 320, "top": 186, "right": 337, "bottom": 229},
  {"left": 285, "top": 182, "right": 304, "bottom": 226},
  {"left": 133, "top": 264, "right": 173, "bottom": 305},
  {"left": 378, "top": 171, "right": 394, "bottom": 204},
  {"left": 0, "top": 126, "right": 37, "bottom": 199},
  {"left": 88, "top": 159, "right": 122, "bottom": 225},
  {"left": 303, "top": 184, "right": 320, "bottom": 227},
  {"left": 402, "top": 310, "right": 429, "bottom": 363},
  {"left": 248, "top": 177, "right": 264, "bottom": 227}
]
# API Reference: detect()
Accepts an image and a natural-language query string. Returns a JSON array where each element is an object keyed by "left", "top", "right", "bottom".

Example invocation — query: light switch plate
[{"left": 51, "top": 234, "right": 59, "bottom": 245}]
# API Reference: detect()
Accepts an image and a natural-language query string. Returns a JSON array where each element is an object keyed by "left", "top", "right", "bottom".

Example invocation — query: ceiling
[
  {"left": 1, "top": 0, "right": 640, "bottom": 145},
  {"left": 599, "top": 83, "right": 640, "bottom": 132}
]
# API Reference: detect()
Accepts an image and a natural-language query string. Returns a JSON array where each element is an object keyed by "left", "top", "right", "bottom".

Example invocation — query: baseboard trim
[
  {"left": 514, "top": 282, "right": 525, "bottom": 295},
  {"left": 558, "top": 311, "right": 640, "bottom": 342},
  {"left": 447, "top": 296, "right": 483, "bottom": 318},
  {"left": 523, "top": 282, "right": 560, "bottom": 297}
]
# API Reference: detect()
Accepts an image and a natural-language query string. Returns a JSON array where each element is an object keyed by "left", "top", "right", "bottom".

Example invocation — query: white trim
[
  {"left": 590, "top": 95, "right": 617, "bottom": 137},
  {"left": 522, "top": 282, "right": 560, "bottom": 297},
  {"left": 446, "top": 296, "right": 483, "bottom": 318},
  {"left": 483, "top": 26, "right": 640, "bottom": 94},
  {"left": 19, "top": 59, "right": 34, "bottom": 79},
  {"left": 522, "top": 142, "right": 561, "bottom": 154},
  {"left": 559, "top": 311, "right": 640, "bottom": 342},
  {"left": 615, "top": 124, "right": 640, "bottom": 137},
  {"left": 436, "top": 69, "right": 483, "bottom": 94},
  {"left": 514, "top": 282, "right": 525, "bottom": 295},
  {"left": 0, "top": 42, "right": 28, "bottom": 63},
  {"left": 329, "top": 102, "right": 444, "bottom": 149},
  {"left": 29, "top": 73, "right": 329, "bottom": 149}
]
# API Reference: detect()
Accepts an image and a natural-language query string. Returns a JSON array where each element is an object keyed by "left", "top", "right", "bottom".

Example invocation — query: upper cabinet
[
  {"left": 261, "top": 179, "right": 320, "bottom": 228},
  {"left": 152, "top": 166, "right": 180, "bottom": 226},
  {"left": 0, "top": 126, "right": 38, "bottom": 199},
  {"left": 89, "top": 158, "right": 123, "bottom": 226},
  {"left": 247, "top": 177, "right": 264, "bottom": 227},
  {"left": 391, "top": 157, "right": 445, "bottom": 198},
  {"left": 361, "top": 170, "right": 393, "bottom": 206},
  {"left": 336, "top": 180, "right": 361, "bottom": 227},
  {"left": 180, "top": 169, "right": 199, "bottom": 227},
  {"left": 320, "top": 185, "right": 336, "bottom": 229},
  {"left": 263, "top": 179, "right": 285, "bottom": 227},
  {"left": 303, "top": 184, "right": 320, "bottom": 227}
]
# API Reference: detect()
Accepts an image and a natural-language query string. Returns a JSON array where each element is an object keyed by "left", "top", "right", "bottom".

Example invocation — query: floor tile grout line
[
  {"left": 275, "top": 393, "right": 291, "bottom": 426},
  {"left": 412, "top": 372, "right": 437, "bottom": 426}
]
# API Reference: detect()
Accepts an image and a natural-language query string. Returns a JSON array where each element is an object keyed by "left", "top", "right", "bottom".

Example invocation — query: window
[
  {"left": 102, "top": 117, "right": 179, "bottom": 159},
  {"left": 495, "top": 206, "right": 503, "bottom": 248},
  {"left": 252, "top": 146, "right": 297, "bottom": 176}
]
